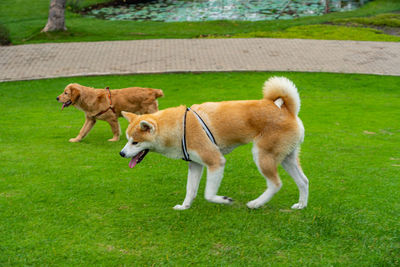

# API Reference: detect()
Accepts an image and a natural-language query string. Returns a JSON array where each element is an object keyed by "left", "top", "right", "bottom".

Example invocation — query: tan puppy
[
  {"left": 57, "top": 83, "right": 163, "bottom": 142},
  {"left": 120, "top": 77, "right": 308, "bottom": 210}
]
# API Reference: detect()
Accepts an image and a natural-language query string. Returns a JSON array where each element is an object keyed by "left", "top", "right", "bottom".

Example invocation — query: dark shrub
[
  {"left": 67, "top": 0, "right": 83, "bottom": 12},
  {"left": 0, "top": 23, "right": 11, "bottom": 45}
]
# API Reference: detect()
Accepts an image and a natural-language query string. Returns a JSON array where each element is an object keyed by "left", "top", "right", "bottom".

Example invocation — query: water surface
[{"left": 86, "top": 0, "right": 370, "bottom": 22}]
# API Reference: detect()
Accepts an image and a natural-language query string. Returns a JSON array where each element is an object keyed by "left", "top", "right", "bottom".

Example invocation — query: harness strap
[
  {"left": 182, "top": 107, "right": 217, "bottom": 162},
  {"left": 189, "top": 107, "right": 217, "bottom": 145},
  {"left": 182, "top": 108, "right": 190, "bottom": 161},
  {"left": 93, "top": 87, "right": 116, "bottom": 118}
]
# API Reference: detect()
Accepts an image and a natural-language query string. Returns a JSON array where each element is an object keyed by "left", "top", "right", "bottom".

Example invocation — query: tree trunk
[
  {"left": 324, "top": 0, "right": 330, "bottom": 14},
  {"left": 42, "top": 0, "right": 67, "bottom": 32}
]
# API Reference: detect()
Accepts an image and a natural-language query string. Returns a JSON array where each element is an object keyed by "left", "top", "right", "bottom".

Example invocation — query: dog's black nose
[
  {"left": 56, "top": 97, "right": 59, "bottom": 101},
  {"left": 119, "top": 151, "right": 126, "bottom": 158}
]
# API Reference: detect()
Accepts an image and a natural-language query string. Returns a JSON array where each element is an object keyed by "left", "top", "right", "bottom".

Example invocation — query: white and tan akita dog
[{"left": 119, "top": 77, "right": 309, "bottom": 210}]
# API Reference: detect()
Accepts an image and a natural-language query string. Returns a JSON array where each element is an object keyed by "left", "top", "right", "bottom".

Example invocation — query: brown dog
[{"left": 57, "top": 83, "right": 163, "bottom": 142}]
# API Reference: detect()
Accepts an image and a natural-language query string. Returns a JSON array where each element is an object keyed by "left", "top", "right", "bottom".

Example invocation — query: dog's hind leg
[
  {"left": 69, "top": 116, "right": 96, "bottom": 142},
  {"left": 247, "top": 144, "right": 282, "bottom": 209},
  {"left": 173, "top": 162, "right": 204, "bottom": 210},
  {"left": 281, "top": 149, "right": 309, "bottom": 209},
  {"left": 107, "top": 118, "right": 120, "bottom": 142},
  {"left": 146, "top": 100, "right": 159, "bottom": 114}
]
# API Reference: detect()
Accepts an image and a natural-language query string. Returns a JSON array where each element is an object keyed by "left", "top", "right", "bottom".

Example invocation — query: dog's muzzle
[
  {"left": 61, "top": 100, "right": 72, "bottom": 110},
  {"left": 121, "top": 149, "right": 149, "bottom": 169}
]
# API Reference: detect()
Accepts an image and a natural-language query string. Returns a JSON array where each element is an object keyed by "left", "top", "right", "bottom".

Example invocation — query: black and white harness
[{"left": 181, "top": 107, "right": 217, "bottom": 161}]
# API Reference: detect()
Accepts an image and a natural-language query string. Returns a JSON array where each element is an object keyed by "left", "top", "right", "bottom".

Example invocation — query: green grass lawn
[
  {"left": 0, "top": 0, "right": 399, "bottom": 44},
  {"left": 0, "top": 72, "right": 399, "bottom": 265}
]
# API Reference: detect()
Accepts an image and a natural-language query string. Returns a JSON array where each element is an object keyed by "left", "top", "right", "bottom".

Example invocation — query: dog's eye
[
  {"left": 132, "top": 141, "right": 138, "bottom": 145},
  {"left": 64, "top": 92, "right": 67, "bottom": 95}
]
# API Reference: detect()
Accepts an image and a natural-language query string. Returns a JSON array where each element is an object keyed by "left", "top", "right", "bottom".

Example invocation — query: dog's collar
[
  {"left": 93, "top": 87, "right": 116, "bottom": 118},
  {"left": 181, "top": 107, "right": 217, "bottom": 162}
]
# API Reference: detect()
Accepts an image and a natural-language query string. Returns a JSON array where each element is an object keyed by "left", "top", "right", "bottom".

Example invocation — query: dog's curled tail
[
  {"left": 263, "top": 76, "right": 300, "bottom": 116},
  {"left": 154, "top": 89, "right": 164, "bottom": 98}
]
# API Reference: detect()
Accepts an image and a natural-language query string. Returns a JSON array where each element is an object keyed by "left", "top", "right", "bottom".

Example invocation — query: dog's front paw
[
  {"left": 173, "top": 204, "right": 190, "bottom": 210},
  {"left": 108, "top": 137, "right": 119, "bottom": 142},
  {"left": 291, "top": 203, "right": 307, "bottom": 209},
  {"left": 69, "top": 138, "right": 81, "bottom": 142},
  {"left": 246, "top": 200, "right": 262, "bottom": 209},
  {"left": 222, "top": 196, "right": 234, "bottom": 204}
]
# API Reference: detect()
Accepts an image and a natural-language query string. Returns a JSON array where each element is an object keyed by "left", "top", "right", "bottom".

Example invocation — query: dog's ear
[
  {"left": 70, "top": 85, "right": 81, "bottom": 103},
  {"left": 122, "top": 111, "right": 137, "bottom": 123},
  {"left": 139, "top": 120, "right": 156, "bottom": 134}
]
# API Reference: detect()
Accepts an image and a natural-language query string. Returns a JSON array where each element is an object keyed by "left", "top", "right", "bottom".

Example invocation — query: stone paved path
[{"left": 0, "top": 38, "right": 399, "bottom": 82}]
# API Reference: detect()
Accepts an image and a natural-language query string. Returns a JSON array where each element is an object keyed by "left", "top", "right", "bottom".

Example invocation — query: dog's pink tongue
[
  {"left": 129, "top": 155, "right": 140, "bottom": 168},
  {"left": 61, "top": 103, "right": 66, "bottom": 110}
]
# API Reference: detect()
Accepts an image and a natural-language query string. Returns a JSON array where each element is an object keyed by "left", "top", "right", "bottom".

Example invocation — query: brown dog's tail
[
  {"left": 262, "top": 77, "right": 300, "bottom": 116},
  {"left": 153, "top": 89, "right": 164, "bottom": 99}
]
